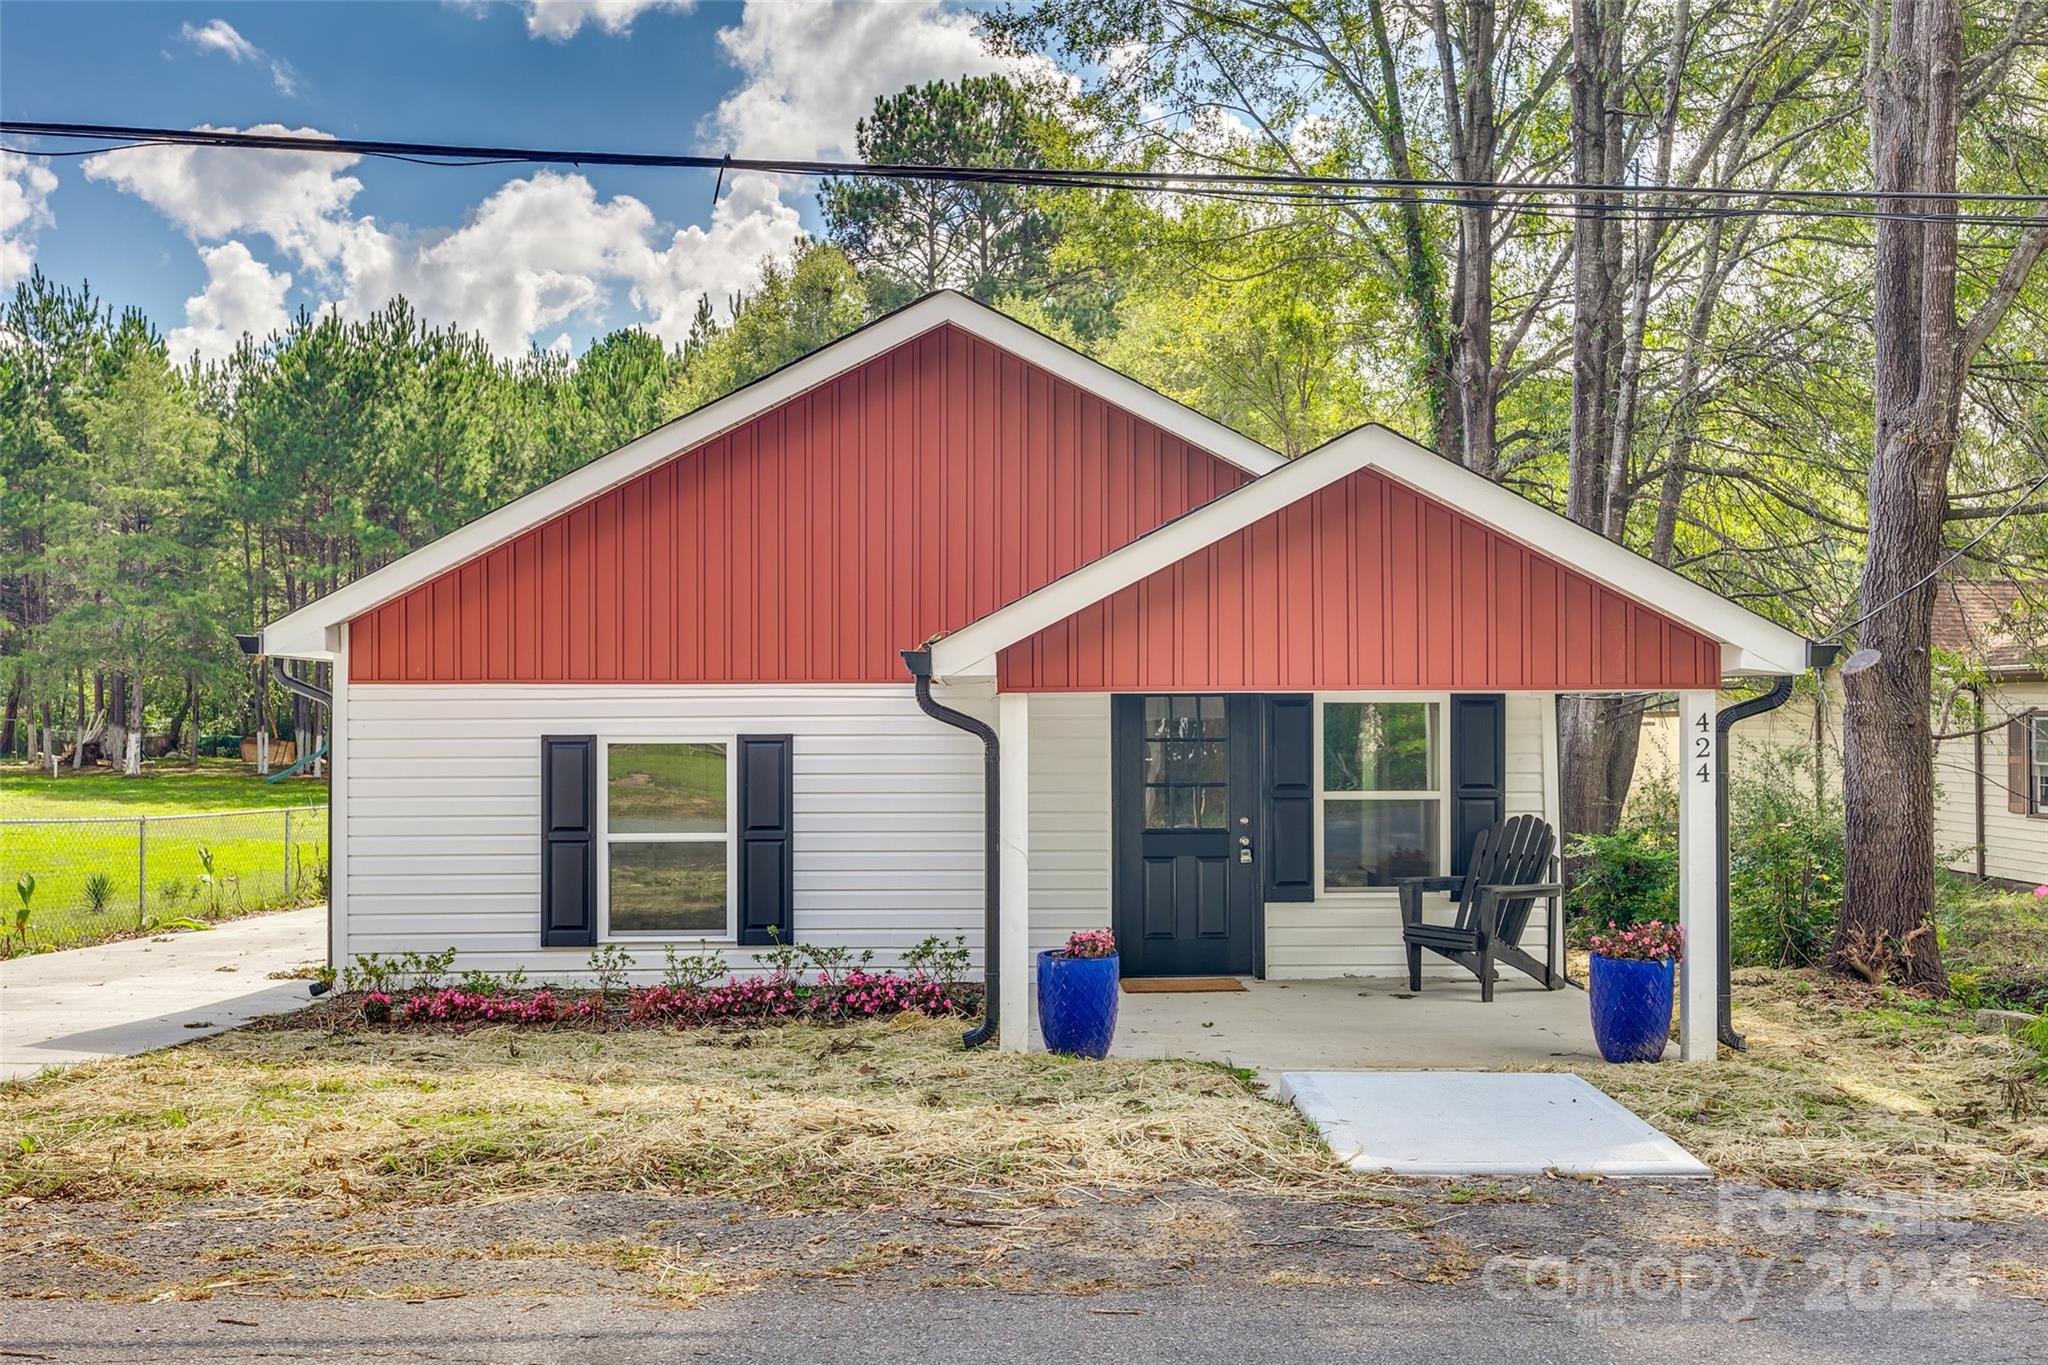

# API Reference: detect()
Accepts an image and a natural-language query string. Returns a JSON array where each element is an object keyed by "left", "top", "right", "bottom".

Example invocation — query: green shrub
[
  {"left": 1727, "top": 745, "right": 1844, "bottom": 968},
  {"left": 1938, "top": 873, "right": 2048, "bottom": 1012},
  {"left": 1565, "top": 827, "right": 1677, "bottom": 934}
]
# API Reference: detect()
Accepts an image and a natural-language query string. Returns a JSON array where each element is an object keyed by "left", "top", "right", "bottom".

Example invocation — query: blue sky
[{"left": 0, "top": 1, "right": 1020, "bottom": 359}]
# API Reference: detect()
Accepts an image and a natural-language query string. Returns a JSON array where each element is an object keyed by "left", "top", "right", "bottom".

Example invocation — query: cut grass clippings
[
  {"left": 1546, "top": 968, "right": 2048, "bottom": 1217},
  {"left": 3, "top": 966, "right": 2043, "bottom": 1220},
  {"left": 0, "top": 1015, "right": 1341, "bottom": 1211}
]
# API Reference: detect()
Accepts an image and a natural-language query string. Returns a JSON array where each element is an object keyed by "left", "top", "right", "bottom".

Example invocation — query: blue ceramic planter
[
  {"left": 1588, "top": 953, "right": 1675, "bottom": 1063},
  {"left": 1037, "top": 950, "right": 1119, "bottom": 1058}
]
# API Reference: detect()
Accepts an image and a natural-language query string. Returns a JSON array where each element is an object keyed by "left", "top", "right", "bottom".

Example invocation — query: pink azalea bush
[
  {"left": 624, "top": 968, "right": 969, "bottom": 1027},
  {"left": 1588, "top": 920, "right": 1684, "bottom": 963},
  {"left": 1057, "top": 928, "right": 1117, "bottom": 960},
  {"left": 829, "top": 968, "right": 963, "bottom": 1018},
  {"left": 397, "top": 987, "right": 599, "bottom": 1026}
]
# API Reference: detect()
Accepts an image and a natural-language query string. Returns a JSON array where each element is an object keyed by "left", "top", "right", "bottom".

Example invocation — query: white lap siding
[
  {"left": 1026, "top": 693, "right": 1114, "bottom": 965},
  {"left": 343, "top": 683, "right": 1002, "bottom": 983},
  {"left": 1264, "top": 692, "right": 1560, "bottom": 981}
]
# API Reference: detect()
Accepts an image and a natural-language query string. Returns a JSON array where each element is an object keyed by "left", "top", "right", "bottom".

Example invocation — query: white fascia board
[
  {"left": 933, "top": 422, "right": 1814, "bottom": 682},
  {"left": 929, "top": 434, "right": 1380, "bottom": 677},
  {"left": 259, "top": 291, "right": 1285, "bottom": 655}
]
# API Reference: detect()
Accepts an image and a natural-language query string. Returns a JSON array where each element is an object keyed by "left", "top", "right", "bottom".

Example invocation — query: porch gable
[{"left": 998, "top": 462, "right": 1723, "bottom": 693}]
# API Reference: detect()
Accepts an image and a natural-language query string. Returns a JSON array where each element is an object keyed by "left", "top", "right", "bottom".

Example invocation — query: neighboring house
[
  {"left": 1633, "top": 579, "right": 2047, "bottom": 888},
  {"left": 255, "top": 291, "right": 1815, "bottom": 1058}
]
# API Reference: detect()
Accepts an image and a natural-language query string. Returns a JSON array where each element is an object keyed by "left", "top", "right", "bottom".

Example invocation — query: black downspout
[
  {"left": 902, "top": 649, "right": 1000, "bottom": 1050},
  {"left": 270, "top": 657, "right": 332, "bottom": 710},
  {"left": 1714, "top": 644, "right": 1836, "bottom": 1051}
]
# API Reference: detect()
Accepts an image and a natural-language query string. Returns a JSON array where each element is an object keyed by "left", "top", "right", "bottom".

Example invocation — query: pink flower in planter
[{"left": 1059, "top": 928, "right": 1117, "bottom": 959}]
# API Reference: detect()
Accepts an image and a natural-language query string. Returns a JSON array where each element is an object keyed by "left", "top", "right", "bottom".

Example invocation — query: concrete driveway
[{"left": 0, "top": 907, "right": 324, "bottom": 1080}]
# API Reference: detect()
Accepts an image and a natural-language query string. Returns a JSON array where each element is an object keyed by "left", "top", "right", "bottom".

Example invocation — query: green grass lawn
[
  {"left": 1, "top": 760, "right": 329, "bottom": 953},
  {"left": 0, "top": 759, "right": 327, "bottom": 818}
]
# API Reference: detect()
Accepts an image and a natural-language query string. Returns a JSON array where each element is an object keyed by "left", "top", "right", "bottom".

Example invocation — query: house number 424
[{"left": 1693, "top": 712, "right": 1714, "bottom": 784}]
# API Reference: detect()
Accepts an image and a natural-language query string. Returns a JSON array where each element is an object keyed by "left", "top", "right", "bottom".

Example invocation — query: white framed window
[
  {"left": 1314, "top": 695, "right": 1449, "bottom": 892},
  {"left": 2032, "top": 714, "right": 2048, "bottom": 814},
  {"left": 598, "top": 738, "right": 737, "bottom": 939}
]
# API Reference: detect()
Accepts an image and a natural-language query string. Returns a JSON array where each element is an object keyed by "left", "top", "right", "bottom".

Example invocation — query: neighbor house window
[
  {"left": 2034, "top": 715, "right": 2048, "bottom": 813},
  {"left": 603, "top": 741, "right": 732, "bottom": 936},
  {"left": 1319, "top": 700, "right": 1443, "bottom": 889}
]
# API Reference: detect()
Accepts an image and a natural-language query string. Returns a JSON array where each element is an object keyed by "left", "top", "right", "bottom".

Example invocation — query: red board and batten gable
[
  {"left": 995, "top": 465, "right": 1724, "bottom": 692},
  {"left": 348, "top": 320, "right": 1721, "bottom": 692},
  {"left": 347, "top": 323, "right": 1249, "bottom": 683}
]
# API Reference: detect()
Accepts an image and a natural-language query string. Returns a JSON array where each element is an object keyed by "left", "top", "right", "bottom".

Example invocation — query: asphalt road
[
  {"left": 8, "top": 1178, "right": 2046, "bottom": 1365},
  {"left": 5, "top": 1281, "right": 2045, "bottom": 1365}
]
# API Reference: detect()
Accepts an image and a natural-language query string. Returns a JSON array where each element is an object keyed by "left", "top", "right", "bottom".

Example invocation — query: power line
[
  {"left": 7, "top": 120, "right": 2048, "bottom": 229},
  {"left": 1823, "top": 463, "right": 2048, "bottom": 644}
]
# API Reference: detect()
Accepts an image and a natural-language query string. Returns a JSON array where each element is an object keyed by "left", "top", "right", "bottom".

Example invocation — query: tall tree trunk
[
  {"left": 1834, "top": 0, "right": 2048, "bottom": 990},
  {"left": 1, "top": 670, "right": 20, "bottom": 756},
  {"left": 125, "top": 677, "right": 142, "bottom": 777},
  {"left": 1557, "top": 0, "right": 1641, "bottom": 853},
  {"left": 167, "top": 677, "right": 192, "bottom": 755}
]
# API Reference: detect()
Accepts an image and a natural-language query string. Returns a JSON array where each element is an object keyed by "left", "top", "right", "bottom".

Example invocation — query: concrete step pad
[{"left": 1279, "top": 1070, "right": 1711, "bottom": 1179}]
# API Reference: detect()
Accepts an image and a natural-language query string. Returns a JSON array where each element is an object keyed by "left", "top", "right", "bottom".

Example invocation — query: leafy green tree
[
  {"left": 42, "top": 322, "right": 219, "bottom": 773},
  {"left": 820, "top": 76, "right": 1059, "bottom": 309},
  {"left": 662, "top": 242, "right": 870, "bottom": 417}
]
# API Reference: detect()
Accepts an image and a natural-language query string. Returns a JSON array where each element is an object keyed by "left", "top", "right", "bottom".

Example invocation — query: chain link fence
[{"left": 1, "top": 806, "right": 328, "bottom": 951}]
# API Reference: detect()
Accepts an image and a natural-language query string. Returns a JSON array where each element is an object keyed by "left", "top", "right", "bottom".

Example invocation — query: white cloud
[
  {"left": 82, "top": 126, "right": 361, "bottom": 265},
  {"left": 522, "top": 0, "right": 695, "bottom": 41},
  {"left": 86, "top": 125, "right": 801, "bottom": 353},
  {"left": 625, "top": 173, "right": 802, "bottom": 342},
  {"left": 179, "top": 18, "right": 300, "bottom": 94},
  {"left": 0, "top": 151, "right": 58, "bottom": 286},
  {"left": 166, "top": 241, "right": 292, "bottom": 365},
  {"left": 180, "top": 18, "right": 261, "bottom": 62},
  {"left": 334, "top": 171, "right": 657, "bottom": 352},
  {"left": 707, "top": 0, "right": 1021, "bottom": 160}
]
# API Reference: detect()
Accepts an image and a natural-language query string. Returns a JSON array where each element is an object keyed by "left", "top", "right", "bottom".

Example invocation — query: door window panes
[{"left": 1141, "top": 695, "right": 1228, "bottom": 829}]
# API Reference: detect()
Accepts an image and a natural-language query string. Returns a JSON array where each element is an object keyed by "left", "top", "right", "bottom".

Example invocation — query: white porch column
[
  {"left": 996, "top": 691, "right": 1032, "bottom": 1053},
  {"left": 1677, "top": 688, "right": 1719, "bottom": 1062}
]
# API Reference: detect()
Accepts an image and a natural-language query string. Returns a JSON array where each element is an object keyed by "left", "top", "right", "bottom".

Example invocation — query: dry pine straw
[
  {"left": 3, "top": 970, "right": 2044, "bottom": 1218},
  {"left": 1542, "top": 970, "right": 2048, "bottom": 1217},
  {"left": 0, "top": 1015, "right": 1343, "bottom": 1211}
]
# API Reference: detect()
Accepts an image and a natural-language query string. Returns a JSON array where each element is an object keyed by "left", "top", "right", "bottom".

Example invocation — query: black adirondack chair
[{"left": 1398, "top": 814, "right": 1564, "bottom": 1001}]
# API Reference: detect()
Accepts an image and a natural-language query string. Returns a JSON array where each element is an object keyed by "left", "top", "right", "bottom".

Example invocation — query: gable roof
[
  {"left": 258, "top": 290, "right": 1287, "bottom": 659},
  {"left": 262, "top": 288, "right": 1814, "bottom": 681},
  {"left": 927, "top": 423, "right": 1816, "bottom": 680},
  {"left": 1932, "top": 579, "right": 2042, "bottom": 674}
]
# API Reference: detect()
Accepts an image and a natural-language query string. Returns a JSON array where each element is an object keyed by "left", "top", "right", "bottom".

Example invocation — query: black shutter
[
  {"left": 1448, "top": 694, "right": 1507, "bottom": 876},
  {"left": 2010, "top": 715, "right": 2035, "bottom": 815},
  {"left": 540, "top": 735, "right": 596, "bottom": 946},
  {"left": 1261, "top": 694, "right": 1315, "bottom": 902},
  {"left": 736, "top": 734, "right": 795, "bottom": 945}
]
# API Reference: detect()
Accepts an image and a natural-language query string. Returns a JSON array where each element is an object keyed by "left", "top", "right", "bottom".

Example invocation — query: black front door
[{"left": 1112, "top": 694, "right": 1259, "bottom": 977}]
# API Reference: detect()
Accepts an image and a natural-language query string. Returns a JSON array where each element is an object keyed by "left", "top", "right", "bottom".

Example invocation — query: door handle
[{"left": 1238, "top": 834, "right": 1253, "bottom": 863}]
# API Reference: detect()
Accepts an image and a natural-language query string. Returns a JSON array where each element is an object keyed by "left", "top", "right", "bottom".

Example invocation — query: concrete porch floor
[{"left": 1051, "top": 975, "right": 1618, "bottom": 1078}]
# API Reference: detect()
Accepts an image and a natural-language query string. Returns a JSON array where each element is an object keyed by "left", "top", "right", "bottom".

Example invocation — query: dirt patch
[{"left": 6, "top": 1183, "right": 2045, "bottom": 1311}]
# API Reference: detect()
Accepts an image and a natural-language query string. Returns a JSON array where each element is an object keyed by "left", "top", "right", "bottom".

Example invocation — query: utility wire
[
  {"left": 7, "top": 120, "right": 2048, "bottom": 229},
  {"left": 11, "top": 119, "right": 2045, "bottom": 646},
  {"left": 1823, "top": 463, "right": 2048, "bottom": 644}
]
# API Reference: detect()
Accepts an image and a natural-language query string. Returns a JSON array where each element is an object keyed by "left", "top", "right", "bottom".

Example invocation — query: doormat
[{"left": 1120, "top": 977, "right": 1247, "bottom": 994}]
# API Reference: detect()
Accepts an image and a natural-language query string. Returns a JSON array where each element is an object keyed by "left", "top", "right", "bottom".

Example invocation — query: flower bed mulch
[{"left": 265, "top": 973, "right": 983, "bottom": 1035}]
